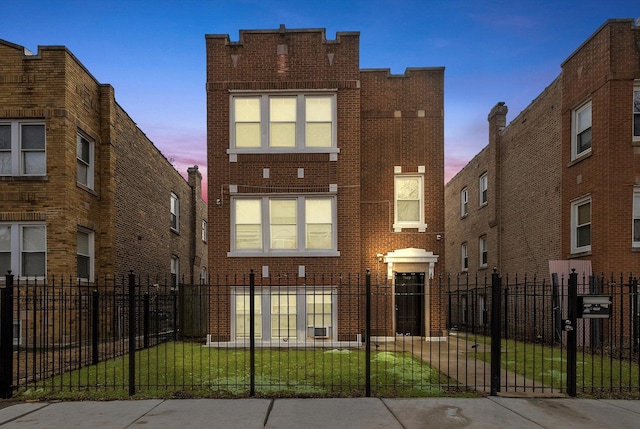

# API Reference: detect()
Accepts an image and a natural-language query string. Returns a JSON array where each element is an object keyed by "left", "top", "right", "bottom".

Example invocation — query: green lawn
[
  {"left": 16, "top": 342, "right": 469, "bottom": 400},
  {"left": 467, "top": 334, "right": 640, "bottom": 397}
]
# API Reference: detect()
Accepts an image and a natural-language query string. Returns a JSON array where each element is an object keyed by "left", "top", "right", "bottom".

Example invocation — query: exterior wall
[
  {"left": 560, "top": 19, "right": 640, "bottom": 275},
  {"left": 206, "top": 26, "right": 445, "bottom": 340},
  {"left": 0, "top": 39, "right": 207, "bottom": 283}
]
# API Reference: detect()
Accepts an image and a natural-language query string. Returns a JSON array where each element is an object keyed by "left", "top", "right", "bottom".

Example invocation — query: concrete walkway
[{"left": 1, "top": 397, "right": 639, "bottom": 428}]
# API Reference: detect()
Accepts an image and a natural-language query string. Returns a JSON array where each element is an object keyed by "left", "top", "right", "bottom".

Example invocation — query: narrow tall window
[
  {"left": 634, "top": 191, "right": 640, "bottom": 247},
  {"left": 0, "top": 125, "right": 10, "bottom": 175},
  {"left": 170, "top": 193, "right": 179, "bottom": 231},
  {"left": 479, "top": 235, "right": 488, "bottom": 268},
  {"left": 0, "top": 225, "right": 10, "bottom": 275},
  {"left": 77, "top": 133, "right": 94, "bottom": 189},
  {"left": 77, "top": 229, "right": 93, "bottom": 281},
  {"left": 479, "top": 173, "right": 488, "bottom": 206},
  {"left": 305, "top": 96, "right": 333, "bottom": 148},
  {"left": 573, "top": 101, "right": 592, "bottom": 159},
  {"left": 236, "top": 293, "right": 262, "bottom": 339},
  {"left": 234, "top": 97, "right": 261, "bottom": 148},
  {"left": 270, "top": 97, "right": 296, "bottom": 147},
  {"left": 306, "top": 199, "right": 333, "bottom": 250},
  {"left": 394, "top": 175, "right": 423, "bottom": 227},
  {"left": 21, "top": 124, "right": 46, "bottom": 175},
  {"left": 171, "top": 256, "right": 179, "bottom": 287},
  {"left": 271, "top": 292, "right": 297, "bottom": 339},
  {"left": 571, "top": 197, "right": 591, "bottom": 253},
  {"left": 270, "top": 199, "right": 297, "bottom": 249},
  {"left": 460, "top": 187, "right": 468, "bottom": 217},
  {"left": 22, "top": 225, "right": 45, "bottom": 277},
  {"left": 234, "top": 199, "right": 262, "bottom": 250},
  {"left": 634, "top": 84, "right": 640, "bottom": 141},
  {"left": 461, "top": 242, "right": 468, "bottom": 271},
  {"left": 201, "top": 219, "right": 208, "bottom": 242}
]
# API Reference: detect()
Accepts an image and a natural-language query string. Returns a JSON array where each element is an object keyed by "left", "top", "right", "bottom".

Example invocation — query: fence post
[
  {"left": 92, "top": 289, "right": 99, "bottom": 366},
  {"left": 490, "top": 268, "right": 502, "bottom": 396},
  {"left": 249, "top": 270, "right": 255, "bottom": 397},
  {"left": 566, "top": 269, "right": 578, "bottom": 397},
  {"left": 365, "top": 269, "right": 371, "bottom": 397},
  {"left": 128, "top": 271, "right": 136, "bottom": 396},
  {"left": 143, "top": 293, "right": 149, "bottom": 349},
  {"left": 0, "top": 272, "right": 14, "bottom": 399}
]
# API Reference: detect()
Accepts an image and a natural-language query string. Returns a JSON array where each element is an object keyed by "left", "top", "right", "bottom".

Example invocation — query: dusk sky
[{"left": 2, "top": 1, "right": 638, "bottom": 199}]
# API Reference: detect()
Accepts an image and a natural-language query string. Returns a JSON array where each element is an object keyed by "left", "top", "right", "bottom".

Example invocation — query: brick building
[
  {"left": 445, "top": 19, "right": 640, "bottom": 278},
  {"left": 206, "top": 26, "right": 445, "bottom": 343},
  {"left": 0, "top": 39, "right": 207, "bottom": 284}
]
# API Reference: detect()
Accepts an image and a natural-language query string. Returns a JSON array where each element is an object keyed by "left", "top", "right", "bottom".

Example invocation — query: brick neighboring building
[
  {"left": 0, "top": 39, "right": 207, "bottom": 284},
  {"left": 206, "top": 26, "right": 445, "bottom": 343},
  {"left": 445, "top": 18, "right": 640, "bottom": 278}
]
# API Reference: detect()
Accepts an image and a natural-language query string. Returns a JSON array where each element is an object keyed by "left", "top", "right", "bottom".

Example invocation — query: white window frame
[
  {"left": 231, "top": 287, "right": 336, "bottom": 342},
  {"left": 77, "top": 227, "right": 94, "bottom": 282},
  {"left": 228, "top": 92, "right": 339, "bottom": 155},
  {"left": 393, "top": 174, "right": 426, "bottom": 231},
  {"left": 202, "top": 219, "right": 208, "bottom": 243},
  {"left": 633, "top": 189, "right": 640, "bottom": 248},
  {"left": 571, "top": 196, "right": 591, "bottom": 254},
  {"left": 479, "top": 173, "right": 488, "bottom": 206},
  {"left": 0, "top": 120, "right": 46, "bottom": 176},
  {"left": 76, "top": 132, "right": 94, "bottom": 189},
  {"left": 171, "top": 255, "right": 179, "bottom": 287},
  {"left": 633, "top": 82, "right": 640, "bottom": 142},
  {"left": 460, "top": 187, "right": 468, "bottom": 217},
  {"left": 0, "top": 223, "right": 46, "bottom": 279},
  {"left": 479, "top": 235, "right": 488, "bottom": 268},
  {"left": 170, "top": 193, "right": 180, "bottom": 232},
  {"left": 572, "top": 100, "right": 592, "bottom": 160},
  {"left": 229, "top": 195, "right": 339, "bottom": 257},
  {"left": 461, "top": 242, "right": 468, "bottom": 271}
]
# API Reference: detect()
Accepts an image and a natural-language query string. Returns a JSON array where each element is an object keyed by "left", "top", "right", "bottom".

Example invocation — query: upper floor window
[
  {"left": 170, "top": 193, "right": 179, "bottom": 232},
  {"left": 202, "top": 219, "right": 208, "bottom": 242},
  {"left": 633, "top": 83, "right": 640, "bottom": 141},
  {"left": 460, "top": 187, "right": 468, "bottom": 217},
  {"left": 0, "top": 121, "right": 46, "bottom": 176},
  {"left": 633, "top": 190, "right": 640, "bottom": 247},
  {"left": 230, "top": 196, "right": 338, "bottom": 256},
  {"left": 230, "top": 93, "right": 336, "bottom": 153},
  {"left": 479, "top": 235, "right": 488, "bottom": 268},
  {"left": 479, "top": 173, "right": 488, "bottom": 206},
  {"left": 77, "top": 133, "right": 94, "bottom": 189},
  {"left": 572, "top": 101, "right": 592, "bottom": 159},
  {"left": 0, "top": 223, "right": 46, "bottom": 278},
  {"left": 394, "top": 175, "right": 426, "bottom": 231},
  {"left": 571, "top": 196, "right": 591, "bottom": 254},
  {"left": 77, "top": 228, "right": 94, "bottom": 281},
  {"left": 461, "top": 242, "right": 468, "bottom": 271}
]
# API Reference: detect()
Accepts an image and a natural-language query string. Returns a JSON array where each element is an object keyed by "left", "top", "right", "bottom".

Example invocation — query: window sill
[
  {"left": 227, "top": 250, "right": 340, "bottom": 258},
  {"left": 478, "top": 202, "right": 487, "bottom": 209},
  {"left": 170, "top": 228, "right": 180, "bottom": 235},
  {"left": 568, "top": 150, "right": 591, "bottom": 167},
  {"left": 77, "top": 182, "right": 97, "bottom": 196},
  {"left": 393, "top": 223, "right": 428, "bottom": 232},
  {"left": 568, "top": 250, "right": 591, "bottom": 258},
  {"left": 0, "top": 175, "right": 49, "bottom": 182}
]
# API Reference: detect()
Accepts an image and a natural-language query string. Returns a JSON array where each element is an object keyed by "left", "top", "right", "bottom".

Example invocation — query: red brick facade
[
  {"left": 445, "top": 19, "right": 640, "bottom": 278},
  {"left": 206, "top": 26, "right": 445, "bottom": 342},
  {"left": 0, "top": 40, "right": 207, "bottom": 283}
]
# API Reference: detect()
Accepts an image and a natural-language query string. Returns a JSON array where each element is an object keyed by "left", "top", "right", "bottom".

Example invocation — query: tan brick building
[
  {"left": 0, "top": 40, "right": 207, "bottom": 284},
  {"left": 206, "top": 26, "right": 445, "bottom": 343},
  {"left": 445, "top": 19, "right": 640, "bottom": 278}
]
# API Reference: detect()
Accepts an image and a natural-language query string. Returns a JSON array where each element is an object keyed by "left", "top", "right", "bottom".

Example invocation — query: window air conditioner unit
[{"left": 312, "top": 326, "right": 330, "bottom": 339}]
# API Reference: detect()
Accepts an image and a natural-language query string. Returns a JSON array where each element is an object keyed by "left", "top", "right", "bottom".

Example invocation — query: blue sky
[{"left": 2, "top": 1, "right": 638, "bottom": 197}]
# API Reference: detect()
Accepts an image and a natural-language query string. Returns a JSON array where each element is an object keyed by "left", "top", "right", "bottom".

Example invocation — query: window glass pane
[
  {"left": 235, "top": 98, "right": 260, "bottom": 121},
  {"left": 306, "top": 97, "right": 332, "bottom": 121},
  {"left": 0, "top": 225, "right": 10, "bottom": 275},
  {"left": 78, "top": 231, "right": 89, "bottom": 255},
  {"left": 270, "top": 123, "right": 296, "bottom": 147},
  {"left": 23, "top": 253, "right": 45, "bottom": 277},
  {"left": 271, "top": 292, "right": 296, "bottom": 338},
  {"left": 236, "top": 199, "right": 261, "bottom": 223},
  {"left": 634, "top": 219, "right": 640, "bottom": 243},
  {"left": 306, "top": 224, "right": 332, "bottom": 249},
  {"left": 23, "top": 226, "right": 45, "bottom": 251},
  {"left": 635, "top": 115, "right": 640, "bottom": 138},
  {"left": 306, "top": 199, "right": 332, "bottom": 250},
  {"left": 77, "top": 255, "right": 90, "bottom": 279},
  {"left": 634, "top": 91, "right": 640, "bottom": 137},
  {"left": 577, "top": 203, "right": 590, "bottom": 225},
  {"left": 235, "top": 294, "right": 262, "bottom": 338},
  {"left": 305, "top": 123, "right": 331, "bottom": 147},
  {"left": 397, "top": 200, "right": 420, "bottom": 222},
  {"left": 0, "top": 153, "right": 10, "bottom": 175},
  {"left": 577, "top": 128, "right": 592, "bottom": 153},
  {"left": 270, "top": 97, "right": 296, "bottom": 121},
  {"left": 21, "top": 124, "right": 45, "bottom": 150},
  {"left": 0, "top": 253, "right": 10, "bottom": 275},
  {"left": 0, "top": 125, "right": 10, "bottom": 149},
  {"left": 77, "top": 136, "right": 90, "bottom": 163},
  {"left": 306, "top": 292, "right": 332, "bottom": 332},
  {"left": 270, "top": 199, "right": 297, "bottom": 249},
  {"left": 77, "top": 163, "right": 88, "bottom": 185},
  {"left": 577, "top": 225, "right": 591, "bottom": 248},
  {"left": 577, "top": 105, "right": 591, "bottom": 133},
  {"left": 236, "top": 225, "right": 262, "bottom": 249},
  {"left": 306, "top": 199, "right": 332, "bottom": 223},
  {"left": 397, "top": 178, "right": 419, "bottom": 199},
  {"left": 235, "top": 199, "right": 262, "bottom": 250},
  {"left": 23, "top": 152, "right": 45, "bottom": 175},
  {"left": 235, "top": 97, "right": 261, "bottom": 148}
]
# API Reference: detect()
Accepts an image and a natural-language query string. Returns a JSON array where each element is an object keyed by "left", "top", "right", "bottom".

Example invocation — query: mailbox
[{"left": 578, "top": 295, "right": 612, "bottom": 319}]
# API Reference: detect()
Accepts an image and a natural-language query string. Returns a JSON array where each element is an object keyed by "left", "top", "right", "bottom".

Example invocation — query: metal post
[
  {"left": 490, "top": 269, "right": 502, "bottom": 396},
  {"left": 0, "top": 272, "right": 14, "bottom": 398},
  {"left": 566, "top": 269, "right": 578, "bottom": 397},
  {"left": 365, "top": 269, "right": 371, "bottom": 397},
  {"left": 249, "top": 270, "right": 255, "bottom": 397},
  {"left": 92, "top": 289, "right": 99, "bottom": 366},
  {"left": 128, "top": 271, "right": 136, "bottom": 396}
]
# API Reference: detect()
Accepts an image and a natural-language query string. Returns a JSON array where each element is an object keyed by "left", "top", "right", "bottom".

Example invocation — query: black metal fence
[{"left": 1, "top": 270, "right": 639, "bottom": 399}]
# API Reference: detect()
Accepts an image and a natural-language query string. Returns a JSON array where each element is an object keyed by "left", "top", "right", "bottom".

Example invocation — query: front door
[{"left": 395, "top": 272, "right": 424, "bottom": 336}]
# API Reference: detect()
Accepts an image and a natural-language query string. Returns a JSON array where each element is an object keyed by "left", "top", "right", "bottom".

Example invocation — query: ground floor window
[{"left": 232, "top": 287, "right": 335, "bottom": 341}]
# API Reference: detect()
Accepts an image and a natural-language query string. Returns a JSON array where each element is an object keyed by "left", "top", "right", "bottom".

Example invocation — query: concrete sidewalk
[{"left": 1, "top": 397, "right": 639, "bottom": 428}]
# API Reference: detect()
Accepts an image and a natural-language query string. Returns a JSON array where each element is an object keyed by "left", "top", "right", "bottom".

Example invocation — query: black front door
[{"left": 395, "top": 272, "right": 425, "bottom": 336}]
